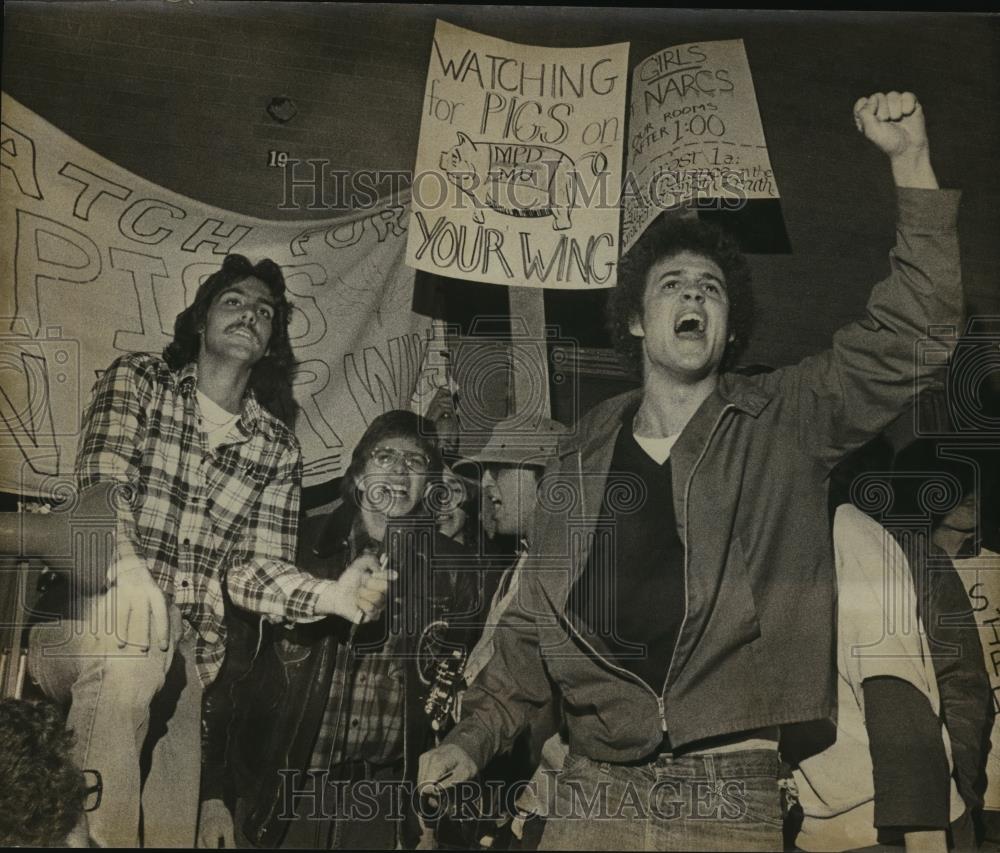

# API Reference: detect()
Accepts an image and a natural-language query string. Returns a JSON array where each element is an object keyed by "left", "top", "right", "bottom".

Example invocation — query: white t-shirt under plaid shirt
[{"left": 76, "top": 352, "right": 328, "bottom": 686}]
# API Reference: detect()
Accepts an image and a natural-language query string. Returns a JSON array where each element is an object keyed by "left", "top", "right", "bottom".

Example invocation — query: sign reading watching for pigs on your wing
[{"left": 406, "top": 20, "right": 629, "bottom": 289}]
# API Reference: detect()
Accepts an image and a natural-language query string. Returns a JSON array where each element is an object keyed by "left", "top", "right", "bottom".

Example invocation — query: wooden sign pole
[{"left": 507, "top": 287, "right": 551, "bottom": 420}]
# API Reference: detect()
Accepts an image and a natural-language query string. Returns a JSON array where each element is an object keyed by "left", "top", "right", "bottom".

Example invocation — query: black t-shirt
[{"left": 568, "top": 415, "right": 686, "bottom": 693}]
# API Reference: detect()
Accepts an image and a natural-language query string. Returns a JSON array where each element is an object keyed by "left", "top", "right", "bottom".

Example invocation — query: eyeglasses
[
  {"left": 82, "top": 769, "right": 103, "bottom": 813},
  {"left": 370, "top": 447, "right": 430, "bottom": 473}
]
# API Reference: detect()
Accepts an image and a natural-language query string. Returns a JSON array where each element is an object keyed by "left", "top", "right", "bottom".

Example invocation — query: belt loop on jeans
[{"left": 701, "top": 753, "right": 716, "bottom": 785}]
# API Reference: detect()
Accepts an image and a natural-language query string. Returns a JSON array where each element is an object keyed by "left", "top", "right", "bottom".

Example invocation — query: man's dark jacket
[{"left": 906, "top": 537, "right": 994, "bottom": 811}]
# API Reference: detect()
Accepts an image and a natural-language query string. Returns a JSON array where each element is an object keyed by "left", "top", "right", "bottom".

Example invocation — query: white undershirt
[
  {"left": 197, "top": 390, "right": 239, "bottom": 451},
  {"left": 633, "top": 432, "right": 679, "bottom": 465}
]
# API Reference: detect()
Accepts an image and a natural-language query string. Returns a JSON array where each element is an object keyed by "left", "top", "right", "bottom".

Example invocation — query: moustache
[{"left": 226, "top": 322, "right": 259, "bottom": 340}]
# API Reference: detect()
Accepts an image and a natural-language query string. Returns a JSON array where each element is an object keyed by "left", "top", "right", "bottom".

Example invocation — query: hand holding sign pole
[{"left": 406, "top": 20, "right": 629, "bottom": 289}]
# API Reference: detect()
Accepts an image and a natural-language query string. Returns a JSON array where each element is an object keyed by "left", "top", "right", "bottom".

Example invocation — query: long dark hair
[
  {"left": 163, "top": 254, "right": 298, "bottom": 426},
  {"left": 341, "top": 410, "right": 443, "bottom": 513}
]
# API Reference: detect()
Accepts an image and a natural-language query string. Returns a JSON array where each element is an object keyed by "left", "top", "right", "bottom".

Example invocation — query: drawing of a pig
[{"left": 440, "top": 132, "right": 600, "bottom": 231}]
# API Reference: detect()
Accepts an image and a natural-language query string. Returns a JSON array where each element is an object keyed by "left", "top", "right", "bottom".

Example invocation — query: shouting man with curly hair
[{"left": 421, "top": 92, "right": 963, "bottom": 851}]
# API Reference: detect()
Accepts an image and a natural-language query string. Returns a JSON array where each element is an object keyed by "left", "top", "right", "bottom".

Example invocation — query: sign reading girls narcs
[
  {"left": 406, "top": 20, "right": 629, "bottom": 290},
  {"left": 623, "top": 39, "right": 780, "bottom": 253}
]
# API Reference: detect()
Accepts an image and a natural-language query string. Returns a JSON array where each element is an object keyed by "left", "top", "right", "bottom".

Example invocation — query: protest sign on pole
[
  {"left": 406, "top": 20, "right": 629, "bottom": 289},
  {"left": 623, "top": 39, "right": 780, "bottom": 253}
]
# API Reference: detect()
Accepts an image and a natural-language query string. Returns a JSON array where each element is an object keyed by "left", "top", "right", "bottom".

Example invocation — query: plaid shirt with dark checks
[
  {"left": 76, "top": 352, "right": 327, "bottom": 686},
  {"left": 309, "top": 519, "right": 405, "bottom": 770},
  {"left": 311, "top": 636, "right": 407, "bottom": 770}
]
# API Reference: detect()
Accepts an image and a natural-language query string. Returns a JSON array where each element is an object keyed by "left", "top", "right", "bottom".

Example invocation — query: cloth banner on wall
[
  {"left": 623, "top": 39, "right": 780, "bottom": 253},
  {"left": 406, "top": 20, "right": 629, "bottom": 290},
  {"left": 0, "top": 92, "right": 443, "bottom": 496}
]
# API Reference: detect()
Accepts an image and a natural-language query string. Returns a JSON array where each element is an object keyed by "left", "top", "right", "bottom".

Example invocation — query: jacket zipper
[
  {"left": 557, "top": 607, "right": 667, "bottom": 731},
  {"left": 253, "top": 616, "right": 265, "bottom": 661},
  {"left": 557, "top": 405, "right": 733, "bottom": 737},
  {"left": 329, "top": 639, "right": 354, "bottom": 852},
  {"left": 215, "top": 616, "right": 270, "bottom": 820},
  {"left": 559, "top": 450, "right": 668, "bottom": 729},
  {"left": 398, "top": 551, "right": 419, "bottom": 848},
  {"left": 659, "top": 403, "right": 734, "bottom": 708}
]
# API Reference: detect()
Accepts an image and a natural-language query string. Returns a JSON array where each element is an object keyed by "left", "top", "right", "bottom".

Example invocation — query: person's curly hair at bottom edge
[{"left": 0, "top": 698, "right": 86, "bottom": 847}]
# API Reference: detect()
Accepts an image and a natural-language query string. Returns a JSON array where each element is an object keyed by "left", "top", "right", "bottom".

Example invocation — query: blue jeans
[
  {"left": 28, "top": 603, "right": 202, "bottom": 848},
  {"left": 538, "top": 748, "right": 784, "bottom": 852}
]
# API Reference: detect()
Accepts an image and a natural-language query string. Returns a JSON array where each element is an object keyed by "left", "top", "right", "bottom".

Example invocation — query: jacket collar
[
  {"left": 557, "top": 374, "right": 774, "bottom": 462},
  {"left": 310, "top": 504, "right": 445, "bottom": 561},
  {"left": 311, "top": 502, "right": 361, "bottom": 559},
  {"left": 549, "top": 375, "right": 774, "bottom": 528},
  {"left": 716, "top": 373, "right": 773, "bottom": 417},
  {"left": 176, "top": 361, "right": 276, "bottom": 441}
]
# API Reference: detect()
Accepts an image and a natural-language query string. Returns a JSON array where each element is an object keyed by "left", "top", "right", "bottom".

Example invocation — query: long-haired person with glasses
[{"left": 199, "top": 410, "right": 486, "bottom": 850}]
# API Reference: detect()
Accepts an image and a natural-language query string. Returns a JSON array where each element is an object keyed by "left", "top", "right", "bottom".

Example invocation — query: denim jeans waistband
[{"left": 651, "top": 747, "right": 779, "bottom": 779}]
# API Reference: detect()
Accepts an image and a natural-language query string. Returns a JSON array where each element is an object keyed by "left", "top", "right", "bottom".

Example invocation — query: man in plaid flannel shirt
[{"left": 27, "top": 255, "right": 393, "bottom": 849}]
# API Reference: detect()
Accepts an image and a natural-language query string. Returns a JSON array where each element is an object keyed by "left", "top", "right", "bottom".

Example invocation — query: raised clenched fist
[{"left": 853, "top": 91, "right": 928, "bottom": 160}]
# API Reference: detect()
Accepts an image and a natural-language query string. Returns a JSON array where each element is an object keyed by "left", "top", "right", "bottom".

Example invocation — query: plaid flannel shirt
[
  {"left": 76, "top": 352, "right": 327, "bottom": 686},
  {"left": 311, "top": 635, "right": 407, "bottom": 770},
  {"left": 309, "top": 520, "right": 405, "bottom": 770}
]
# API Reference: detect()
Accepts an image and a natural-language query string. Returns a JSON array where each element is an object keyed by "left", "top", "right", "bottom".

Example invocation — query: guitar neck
[{"left": 0, "top": 561, "right": 30, "bottom": 698}]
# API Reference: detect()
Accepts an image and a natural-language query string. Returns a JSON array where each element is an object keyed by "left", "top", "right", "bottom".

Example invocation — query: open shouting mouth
[{"left": 674, "top": 311, "right": 706, "bottom": 339}]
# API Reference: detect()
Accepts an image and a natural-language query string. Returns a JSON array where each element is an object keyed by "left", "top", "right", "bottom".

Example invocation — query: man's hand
[
  {"left": 197, "top": 798, "right": 235, "bottom": 848},
  {"left": 854, "top": 91, "right": 937, "bottom": 189},
  {"left": 110, "top": 558, "right": 169, "bottom": 652},
  {"left": 854, "top": 91, "right": 926, "bottom": 158},
  {"left": 316, "top": 552, "right": 396, "bottom": 624},
  {"left": 417, "top": 743, "right": 479, "bottom": 795}
]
